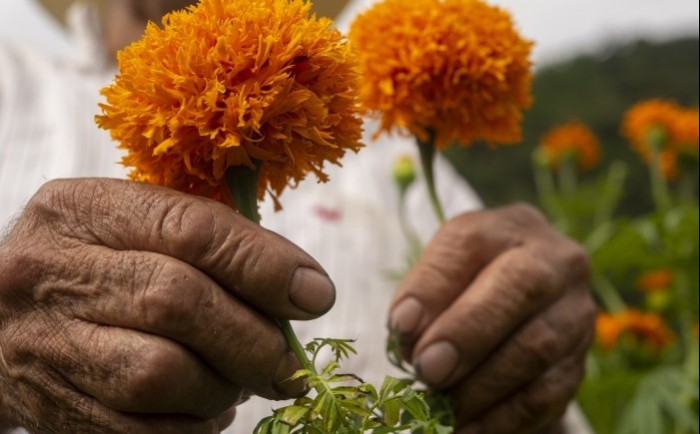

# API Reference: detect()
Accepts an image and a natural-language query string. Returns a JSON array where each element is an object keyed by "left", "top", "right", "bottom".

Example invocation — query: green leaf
[
  {"left": 382, "top": 398, "right": 402, "bottom": 426},
  {"left": 280, "top": 406, "right": 311, "bottom": 425}
]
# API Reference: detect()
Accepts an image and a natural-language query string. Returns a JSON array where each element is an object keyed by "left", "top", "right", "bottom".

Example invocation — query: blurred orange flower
[
  {"left": 539, "top": 122, "right": 601, "bottom": 170},
  {"left": 636, "top": 269, "right": 674, "bottom": 293},
  {"left": 596, "top": 309, "right": 674, "bottom": 351},
  {"left": 621, "top": 99, "right": 699, "bottom": 179},
  {"left": 349, "top": 0, "right": 533, "bottom": 149},
  {"left": 622, "top": 99, "right": 680, "bottom": 153},
  {"left": 96, "top": 0, "right": 363, "bottom": 208},
  {"left": 675, "top": 108, "right": 700, "bottom": 157}
]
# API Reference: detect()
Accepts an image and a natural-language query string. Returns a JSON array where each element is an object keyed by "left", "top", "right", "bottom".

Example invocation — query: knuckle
[
  {"left": 502, "top": 202, "right": 548, "bottom": 227},
  {"left": 28, "top": 179, "right": 69, "bottom": 212},
  {"left": 559, "top": 239, "right": 591, "bottom": 282},
  {"left": 29, "top": 179, "right": 99, "bottom": 223},
  {"left": 138, "top": 261, "right": 202, "bottom": 334},
  {"left": 515, "top": 320, "right": 563, "bottom": 373},
  {"left": 159, "top": 198, "right": 218, "bottom": 259},
  {"left": 441, "top": 213, "right": 489, "bottom": 249},
  {"left": 120, "top": 345, "right": 175, "bottom": 405},
  {"left": 504, "top": 251, "right": 557, "bottom": 305}
]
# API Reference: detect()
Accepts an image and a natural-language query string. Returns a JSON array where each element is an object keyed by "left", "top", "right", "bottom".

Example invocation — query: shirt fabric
[{"left": 0, "top": 2, "right": 591, "bottom": 434}]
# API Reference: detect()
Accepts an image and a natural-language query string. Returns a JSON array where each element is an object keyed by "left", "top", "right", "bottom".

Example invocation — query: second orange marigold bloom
[{"left": 539, "top": 122, "right": 601, "bottom": 171}]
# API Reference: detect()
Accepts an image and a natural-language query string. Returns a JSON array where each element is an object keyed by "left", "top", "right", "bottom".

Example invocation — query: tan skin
[{"left": 0, "top": 2, "right": 595, "bottom": 433}]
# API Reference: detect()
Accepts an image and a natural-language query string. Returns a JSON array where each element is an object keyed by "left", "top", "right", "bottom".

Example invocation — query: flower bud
[{"left": 393, "top": 155, "right": 417, "bottom": 192}]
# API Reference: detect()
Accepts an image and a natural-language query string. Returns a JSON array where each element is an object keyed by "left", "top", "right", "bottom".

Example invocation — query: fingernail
[
  {"left": 415, "top": 341, "right": 459, "bottom": 385},
  {"left": 290, "top": 267, "right": 336, "bottom": 314},
  {"left": 273, "top": 352, "right": 307, "bottom": 397},
  {"left": 389, "top": 297, "right": 424, "bottom": 335}
]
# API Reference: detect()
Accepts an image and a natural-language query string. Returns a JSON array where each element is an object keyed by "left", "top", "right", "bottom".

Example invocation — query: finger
[
  {"left": 452, "top": 288, "right": 595, "bottom": 424},
  {"left": 44, "top": 320, "right": 243, "bottom": 419},
  {"left": 456, "top": 350, "right": 587, "bottom": 434},
  {"left": 411, "top": 245, "right": 564, "bottom": 386},
  {"left": 216, "top": 406, "right": 237, "bottom": 432},
  {"left": 63, "top": 247, "right": 305, "bottom": 399},
  {"left": 26, "top": 178, "right": 335, "bottom": 319},
  {"left": 388, "top": 204, "right": 547, "bottom": 349},
  {"left": 411, "top": 231, "right": 590, "bottom": 387},
  {"left": 0, "top": 352, "right": 226, "bottom": 434}
]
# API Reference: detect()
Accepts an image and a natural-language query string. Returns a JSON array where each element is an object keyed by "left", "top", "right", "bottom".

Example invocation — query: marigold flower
[
  {"left": 349, "top": 0, "right": 533, "bottom": 149},
  {"left": 595, "top": 309, "right": 674, "bottom": 351},
  {"left": 675, "top": 108, "right": 700, "bottom": 156},
  {"left": 636, "top": 269, "right": 674, "bottom": 293},
  {"left": 622, "top": 99, "right": 680, "bottom": 153},
  {"left": 596, "top": 312, "right": 623, "bottom": 351},
  {"left": 621, "top": 99, "right": 699, "bottom": 179},
  {"left": 539, "top": 122, "right": 601, "bottom": 170},
  {"left": 96, "top": 0, "right": 363, "bottom": 207}
]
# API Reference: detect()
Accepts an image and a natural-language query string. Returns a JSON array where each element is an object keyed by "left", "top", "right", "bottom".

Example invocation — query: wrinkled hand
[
  {"left": 389, "top": 204, "right": 595, "bottom": 434},
  {"left": 0, "top": 179, "right": 336, "bottom": 433}
]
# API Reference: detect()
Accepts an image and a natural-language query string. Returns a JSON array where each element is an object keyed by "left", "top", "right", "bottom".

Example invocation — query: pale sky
[{"left": 1, "top": 0, "right": 699, "bottom": 66}]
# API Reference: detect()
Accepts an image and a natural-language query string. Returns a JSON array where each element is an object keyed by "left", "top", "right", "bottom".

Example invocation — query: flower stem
[
  {"left": 532, "top": 150, "right": 566, "bottom": 226},
  {"left": 279, "top": 319, "right": 318, "bottom": 375},
  {"left": 676, "top": 272, "right": 695, "bottom": 361},
  {"left": 416, "top": 131, "right": 446, "bottom": 224},
  {"left": 557, "top": 152, "right": 578, "bottom": 198},
  {"left": 224, "top": 164, "right": 320, "bottom": 387},
  {"left": 593, "top": 274, "right": 626, "bottom": 313},
  {"left": 594, "top": 161, "right": 628, "bottom": 226},
  {"left": 646, "top": 129, "right": 672, "bottom": 212},
  {"left": 225, "top": 163, "right": 261, "bottom": 223}
]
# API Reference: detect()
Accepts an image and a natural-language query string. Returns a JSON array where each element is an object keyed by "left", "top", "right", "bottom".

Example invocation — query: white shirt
[{"left": 0, "top": 3, "right": 590, "bottom": 433}]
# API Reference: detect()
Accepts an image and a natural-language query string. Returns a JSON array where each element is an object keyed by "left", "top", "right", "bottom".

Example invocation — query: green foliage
[
  {"left": 255, "top": 338, "right": 453, "bottom": 434},
  {"left": 531, "top": 113, "right": 698, "bottom": 433}
]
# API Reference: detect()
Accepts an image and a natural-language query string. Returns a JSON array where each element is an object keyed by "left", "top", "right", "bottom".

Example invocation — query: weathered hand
[
  {"left": 389, "top": 204, "right": 595, "bottom": 434},
  {"left": 0, "top": 178, "right": 335, "bottom": 433}
]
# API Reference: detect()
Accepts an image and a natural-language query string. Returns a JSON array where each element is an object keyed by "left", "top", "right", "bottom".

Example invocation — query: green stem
[
  {"left": 398, "top": 191, "right": 422, "bottom": 264},
  {"left": 676, "top": 272, "right": 695, "bottom": 361},
  {"left": 224, "top": 164, "right": 320, "bottom": 389},
  {"left": 646, "top": 130, "right": 673, "bottom": 212},
  {"left": 593, "top": 274, "right": 627, "bottom": 313},
  {"left": 679, "top": 170, "right": 696, "bottom": 205},
  {"left": 416, "top": 131, "right": 446, "bottom": 224},
  {"left": 594, "top": 161, "right": 628, "bottom": 226},
  {"left": 532, "top": 151, "right": 566, "bottom": 225},
  {"left": 279, "top": 319, "right": 318, "bottom": 375},
  {"left": 557, "top": 152, "right": 578, "bottom": 198},
  {"left": 225, "top": 163, "right": 261, "bottom": 223}
]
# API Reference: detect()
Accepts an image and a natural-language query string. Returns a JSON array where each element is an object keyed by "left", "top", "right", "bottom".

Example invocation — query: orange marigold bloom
[
  {"left": 675, "top": 108, "right": 700, "bottom": 156},
  {"left": 349, "top": 0, "right": 533, "bottom": 149},
  {"left": 596, "top": 309, "right": 674, "bottom": 351},
  {"left": 622, "top": 99, "right": 680, "bottom": 154},
  {"left": 621, "top": 99, "right": 699, "bottom": 179},
  {"left": 539, "top": 122, "right": 601, "bottom": 170},
  {"left": 595, "top": 312, "right": 623, "bottom": 351},
  {"left": 96, "top": 0, "right": 363, "bottom": 207},
  {"left": 636, "top": 269, "right": 674, "bottom": 293}
]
